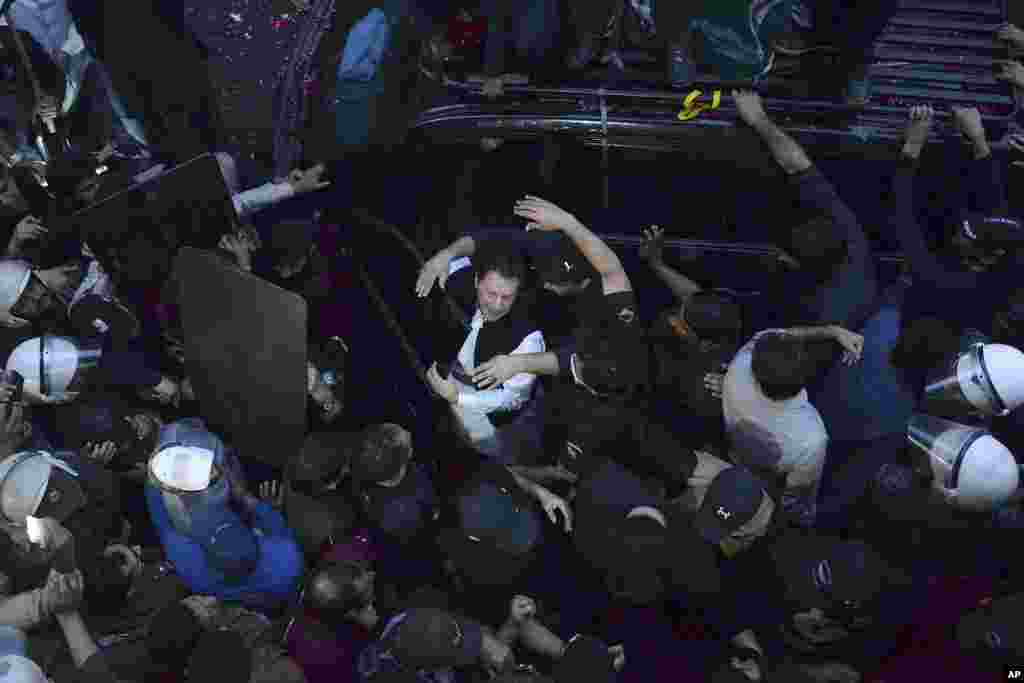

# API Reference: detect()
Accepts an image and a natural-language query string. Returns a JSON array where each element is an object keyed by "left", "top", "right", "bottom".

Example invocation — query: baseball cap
[
  {"left": 695, "top": 466, "right": 766, "bottom": 544},
  {"left": 772, "top": 535, "right": 886, "bottom": 611},
  {"left": 189, "top": 506, "right": 260, "bottom": 579},
  {"left": 0, "top": 452, "right": 87, "bottom": 524},
  {"left": 598, "top": 515, "right": 671, "bottom": 605},
  {"left": 287, "top": 432, "right": 355, "bottom": 496},
  {"left": 391, "top": 608, "right": 484, "bottom": 670},
  {"left": 552, "top": 635, "right": 615, "bottom": 683},
  {"left": 457, "top": 480, "right": 542, "bottom": 556},
  {"left": 533, "top": 234, "right": 591, "bottom": 285},
  {"left": 0, "top": 655, "right": 48, "bottom": 683}
]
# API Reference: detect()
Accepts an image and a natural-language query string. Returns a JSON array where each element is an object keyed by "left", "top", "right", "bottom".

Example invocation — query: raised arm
[
  {"left": 891, "top": 106, "right": 981, "bottom": 291},
  {"left": 733, "top": 90, "right": 812, "bottom": 175},
  {"left": 514, "top": 196, "right": 631, "bottom": 295},
  {"left": 639, "top": 226, "right": 701, "bottom": 304}
]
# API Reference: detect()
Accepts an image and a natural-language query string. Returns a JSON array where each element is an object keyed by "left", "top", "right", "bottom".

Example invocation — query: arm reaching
[
  {"left": 415, "top": 235, "right": 477, "bottom": 297},
  {"left": 733, "top": 90, "right": 812, "bottom": 175},
  {"left": 640, "top": 225, "right": 702, "bottom": 303},
  {"left": 513, "top": 196, "right": 631, "bottom": 295}
]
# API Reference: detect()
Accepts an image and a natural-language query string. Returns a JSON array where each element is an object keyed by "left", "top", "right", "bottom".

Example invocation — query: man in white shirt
[
  {"left": 722, "top": 325, "right": 863, "bottom": 526},
  {"left": 425, "top": 246, "right": 545, "bottom": 465}
]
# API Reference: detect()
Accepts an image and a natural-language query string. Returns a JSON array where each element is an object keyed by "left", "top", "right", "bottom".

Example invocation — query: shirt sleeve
[
  {"left": 789, "top": 165, "right": 873, "bottom": 272},
  {"left": 144, "top": 485, "right": 219, "bottom": 595},
  {"left": 232, "top": 182, "right": 296, "bottom": 218},
  {"left": 457, "top": 330, "right": 545, "bottom": 413},
  {"left": 782, "top": 434, "right": 827, "bottom": 527},
  {"left": 888, "top": 164, "right": 980, "bottom": 291}
]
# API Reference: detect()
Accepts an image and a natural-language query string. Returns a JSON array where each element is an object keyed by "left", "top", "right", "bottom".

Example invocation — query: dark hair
[
  {"left": 147, "top": 603, "right": 202, "bottom": 671},
  {"left": 751, "top": 332, "right": 810, "bottom": 400},
  {"left": 287, "top": 431, "right": 354, "bottom": 493},
  {"left": 685, "top": 291, "right": 743, "bottom": 343},
  {"left": 306, "top": 559, "right": 372, "bottom": 621},
  {"left": 353, "top": 423, "right": 412, "bottom": 484},
  {"left": 787, "top": 214, "right": 848, "bottom": 283},
  {"left": 474, "top": 244, "right": 527, "bottom": 286},
  {"left": 891, "top": 317, "right": 959, "bottom": 374},
  {"left": 81, "top": 553, "right": 132, "bottom": 616}
]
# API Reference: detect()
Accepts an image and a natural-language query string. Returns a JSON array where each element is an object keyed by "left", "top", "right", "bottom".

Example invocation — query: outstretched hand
[{"left": 514, "top": 196, "right": 579, "bottom": 232}]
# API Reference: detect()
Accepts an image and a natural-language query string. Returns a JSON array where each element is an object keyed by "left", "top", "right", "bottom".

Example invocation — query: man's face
[{"left": 475, "top": 271, "right": 519, "bottom": 322}]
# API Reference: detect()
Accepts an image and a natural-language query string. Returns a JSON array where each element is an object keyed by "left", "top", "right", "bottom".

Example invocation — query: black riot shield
[
  {"left": 175, "top": 248, "right": 307, "bottom": 468},
  {"left": 72, "top": 154, "right": 237, "bottom": 289}
]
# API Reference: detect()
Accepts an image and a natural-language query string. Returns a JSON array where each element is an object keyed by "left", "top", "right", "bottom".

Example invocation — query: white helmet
[
  {"left": 908, "top": 414, "right": 1019, "bottom": 511},
  {"left": 5, "top": 336, "right": 101, "bottom": 403},
  {"left": 0, "top": 260, "right": 33, "bottom": 320},
  {"left": 923, "top": 343, "right": 1024, "bottom": 418},
  {"left": 149, "top": 446, "right": 215, "bottom": 493},
  {"left": 0, "top": 450, "right": 79, "bottom": 524},
  {"left": 979, "top": 344, "right": 1024, "bottom": 415},
  {"left": 0, "top": 655, "right": 49, "bottom": 683},
  {"left": 954, "top": 434, "right": 1019, "bottom": 511}
]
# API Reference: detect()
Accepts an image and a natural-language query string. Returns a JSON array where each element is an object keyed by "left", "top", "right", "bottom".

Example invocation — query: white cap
[
  {"left": 0, "top": 261, "right": 32, "bottom": 316},
  {"left": 149, "top": 446, "right": 214, "bottom": 492},
  {"left": 954, "top": 434, "right": 1019, "bottom": 511},
  {"left": 0, "top": 655, "right": 49, "bottom": 683},
  {"left": 981, "top": 344, "right": 1024, "bottom": 414},
  {"left": 0, "top": 454, "right": 50, "bottom": 525},
  {"left": 6, "top": 337, "right": 82, "bottom": 398}
]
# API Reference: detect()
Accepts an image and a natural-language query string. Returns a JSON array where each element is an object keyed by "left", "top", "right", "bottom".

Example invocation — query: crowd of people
[{"left": 0, "top": 0, "right": 1023, "bottom": 682}]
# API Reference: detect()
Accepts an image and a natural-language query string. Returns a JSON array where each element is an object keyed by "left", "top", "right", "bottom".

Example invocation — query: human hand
[
  {"left": 219, "top": 233, "right": 253, "bottom": 270},
  {"left": 1009, "top": 132, "right": 1024, "bottom": 168},
  {"left": 951, "top": 106, "right": 986, "bottom": 143},
  {"left": 997, "top": 23, "right": 1024, "bottom": 50},
  {"left": 508, "top": 595, "right": 537, "bottom": 624},
  {"left": 514, "top": 195, "right": 580, "bottom": 232},
  {"left": 80, "top": 441, "right": 118, "bottom": 466},
  {"left": 286, "top": 163, "right": 330, "bottom": 194},
  {"left": 415, "top": 250, "right": 454, "bottom": 297},
  {"left": 426, "top": 362, "right": 459, "bottom": 403},
  {"left": 537, "top": 489, "right": 572, "bottom": 532},
  {"left": 33, "top": 96, "right": 59, "bottom": 133},
  {"left": 995, "top": 60, "right": 1024, "bottom": 89},
  {"left": 41, "top": 569, "right": 84, "bottom": 615},
  {"left": 704, "top": 372, "right": 725, "bottom": 400},
  {"left": 902, "top": 105, "right": 934, "bottom": 159},
  {"left": 831, "top": 327, "right": 864, "bottom": 365},
  {"left": 471, "top": 354, "right": 519, "bottom": 389},
  {"left": 140, "top": 376, "right": 181, "bottom": 408},
  {"left": 92, "top": 143, "right": 115, "bottom": 164},
  {"left": 732, "top": 89, "right": 768, "bottom": 126},
  {"left": 731, "top": 653, "right": 762, "bottom": 681},
  {"left": 258, "top": 480, "right": 286, "bottom": 510},
  {"left": 11, "top": 216, "right": 48, "bottom": 245},
  {"left": 482, "top": 76, "right": 504, "bottom": 98},
  {"left": 639, "top": 225, "right": 665, "bottom": 264},
  {"left": 608, "top": 644, "right": 626, "bottom": 672}
]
